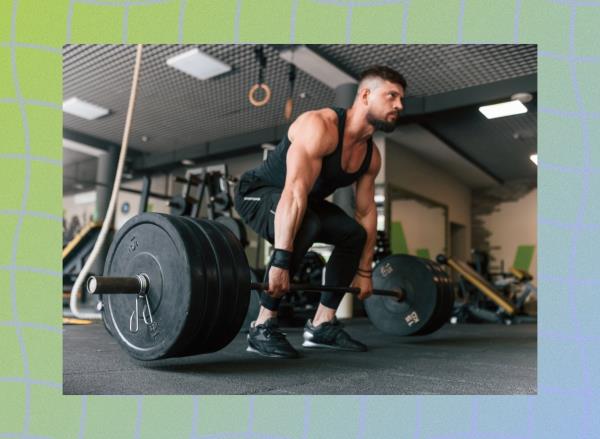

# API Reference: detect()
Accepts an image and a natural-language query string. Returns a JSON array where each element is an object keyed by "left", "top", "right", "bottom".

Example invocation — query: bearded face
[{"left": 366, "top": 110, "right": 399, "bottom": 133}]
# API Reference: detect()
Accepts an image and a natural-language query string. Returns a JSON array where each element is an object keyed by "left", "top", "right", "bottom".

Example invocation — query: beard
[{"left": 366, "top": 111, "right": 398, "bottom": 133}]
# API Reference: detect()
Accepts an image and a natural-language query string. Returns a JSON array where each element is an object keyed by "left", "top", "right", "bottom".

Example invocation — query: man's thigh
[
  {"left": 310, "top": 199, "right": 361, "bottom": 245},
  {"left": 235, "top": 186, "right": 282, "bottom": 244}
]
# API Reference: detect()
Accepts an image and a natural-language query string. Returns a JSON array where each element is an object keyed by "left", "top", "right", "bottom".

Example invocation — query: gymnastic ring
[{"left": 248, "top": 83, "right": 271, "bottom": 107}]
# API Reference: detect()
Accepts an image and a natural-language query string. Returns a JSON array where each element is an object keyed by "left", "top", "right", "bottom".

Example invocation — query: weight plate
[
  {"left": 414, "top": 260, "right": 452, "bottom": 335},
  {"left": 170, "top": 216, "right": 221, "bottom": 357},
  {"left": 424, "top": 261, "right": 453, "bottom": 331},
  {"left": 102, "top": 213, "right": 201, "bottom": 360},
  {"left": 437, "top": 263, "right": 455, "bottom": 325},
  {"left": 215, "top": 216, "right": 248, "bottom": 247},
  {"left": 406, "top": 259, "right": 444, "bottom": 336},
  {"left": 176, "top": 218, "right": 233, "bottom": 355},
  {"left": 212, "top": 192, "right": 232, "bottom": 212},
  {"left": 437, "top": 264, "right": 455, "bottom": 328},
  {"left": 293, "top": 251, "right": 325, "bottom": 284},
  {"left": 209, "top": 219, "right": 251, "bottom": 347},
  {"left": 365, "top": 254, "right": 442, "bottom": 336},
  {"left": 169, "top": 195, "right": 191, "bottom": 216},
  {"left": 290, "top": 251, "right": 325, "bottom": 306},
  {"left": 196, "top": 219, "right": 250, "bottom": 353}
]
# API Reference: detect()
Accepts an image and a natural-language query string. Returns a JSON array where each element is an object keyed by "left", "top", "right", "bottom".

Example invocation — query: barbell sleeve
[{"left": 87, "top": 275, "right": 148, "bottom": 295}]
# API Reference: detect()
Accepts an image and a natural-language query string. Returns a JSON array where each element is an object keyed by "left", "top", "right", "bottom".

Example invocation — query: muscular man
[{"left": 234, "top": 65, "right": 406, "bottom": 358}]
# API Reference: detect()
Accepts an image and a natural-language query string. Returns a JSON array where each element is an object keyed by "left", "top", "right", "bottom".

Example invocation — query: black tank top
[{"left": 248, "top": 107, "right": 373, "bottom": 200}]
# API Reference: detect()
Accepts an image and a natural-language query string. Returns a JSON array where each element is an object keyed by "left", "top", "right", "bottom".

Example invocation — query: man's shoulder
[
  {"left": 296, "top": 107, "right": 338, "bottom": 127},
  {"left": 293, "top": 108, "right": 338, "bottom": 137}
]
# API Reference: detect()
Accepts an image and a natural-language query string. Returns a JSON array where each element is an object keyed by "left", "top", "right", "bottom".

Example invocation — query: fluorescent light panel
[
  {"left": 74, "top": 191, "right": 97, "bottom": 205},
  {"left": 63, "top": 138, "right": 106, "bottom": 157},
  {"left": 279, "top": 46, "right": 356, "bottom": 89},
  {"left": 166, "top": 48, "right": 231, "bottom": 80},
  {"left": 479, "top": 100, "right": 528, "bottom": 119},
  {"left": 63, "top": 97, "right": 109, "bottom": 120}
]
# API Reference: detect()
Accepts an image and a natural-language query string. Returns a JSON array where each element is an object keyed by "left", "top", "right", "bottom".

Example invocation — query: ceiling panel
[
  {"left": 423, "top": 95, "right": 538, "bottom": 181},
  {"left": 63, "top": 44, "right": 537, "bottom": 187},
  {"left": 314, "top": 44, "right": 536, "bottom": 96},
  {"left": 63, "top": 44, "right": 536, "bottom": 153},
  {"left": 64, "top": 44, "right": 334, "bottom": 154}
]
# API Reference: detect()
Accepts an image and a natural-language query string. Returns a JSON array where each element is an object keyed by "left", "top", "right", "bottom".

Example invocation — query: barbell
[{"left": 87, "top": 213, "right": 453, "bottom": 361}]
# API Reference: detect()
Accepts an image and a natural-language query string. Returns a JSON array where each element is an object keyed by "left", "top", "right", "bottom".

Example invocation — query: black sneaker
[
  {"left": 247, "top": 318, "right": 300, "bottom": 359},
  {"left": 302, "top": 318, "right": 367, "bottom": 352}
]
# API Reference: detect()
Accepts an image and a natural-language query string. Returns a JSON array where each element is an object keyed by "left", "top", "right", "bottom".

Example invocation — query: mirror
[{"left": 381, "top": 183, "right": 448, "bottom": 261}]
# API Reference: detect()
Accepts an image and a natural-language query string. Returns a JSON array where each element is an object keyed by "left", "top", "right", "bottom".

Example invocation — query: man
[{"left": 234, "top": 65, "right": 406, "bottom": 359}]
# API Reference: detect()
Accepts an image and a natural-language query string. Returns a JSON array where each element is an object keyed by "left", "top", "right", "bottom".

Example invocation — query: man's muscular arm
[
  {"left": 268, "top": 112, "right": 334, "bottom": 297},
  {"left": 352, "top": 145, "right": 382, "bottom": 299}
]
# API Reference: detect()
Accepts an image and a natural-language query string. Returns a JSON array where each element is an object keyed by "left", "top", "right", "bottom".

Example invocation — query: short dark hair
[{"left": 359, "top": 65, "right": 407, "bottom": 91}]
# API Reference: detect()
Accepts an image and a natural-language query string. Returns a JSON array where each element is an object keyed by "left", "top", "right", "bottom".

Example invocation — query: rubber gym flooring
[{"left": 63, "top": 318, "right": 536, "bottom": 395}]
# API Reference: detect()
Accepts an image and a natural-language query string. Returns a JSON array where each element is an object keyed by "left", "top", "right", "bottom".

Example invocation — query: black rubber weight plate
[
  {"left": 436, "top": 263, "right": 455, "bottom": 328},
  {"left": 103, "top": 213, "right": 199, "bottom": 361},
  {"left": 409, "top": 259, "right": 445, "bottom": 336},
  {"left": 414, "top": 260, "right": 451, "bottom": 336},
  {"left": 177, "top": 218, "right": 231, "bottom": 355},
  {"left": 169, "top": 216, "right": 220, "bottom": 357},
  {"left": 215, "top": 215, "right": 247, "bottom": 246},
  {"left": 365, "top": 254, "right": 442, "bottom": 336},
  {"left": 204, "top": 219, "right": 251, "bottom": 351}
]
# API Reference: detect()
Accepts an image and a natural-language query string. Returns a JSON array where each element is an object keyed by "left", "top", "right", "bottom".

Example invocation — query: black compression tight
[{"left": 259, "top": 200, "right": 367, "bottom": 311}]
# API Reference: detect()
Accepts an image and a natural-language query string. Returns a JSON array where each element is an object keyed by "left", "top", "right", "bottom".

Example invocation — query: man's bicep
[
  {"left": 283, "top": 115, "right": 330, "bottom": 193},
  {"left": 284, "top": 144, "right": 322, "bottom": 194}
]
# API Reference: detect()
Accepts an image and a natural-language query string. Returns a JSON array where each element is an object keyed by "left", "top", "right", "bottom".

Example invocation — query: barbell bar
[
  {"left": 88, "top": 212, "right": 452, "bottom": 361},
  {"left": 87, "top": 276, "right": 406, "bottom": 301}
]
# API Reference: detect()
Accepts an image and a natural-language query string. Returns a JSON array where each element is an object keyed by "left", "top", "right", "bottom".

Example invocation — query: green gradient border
[{"left": 2, "top": 0, "right": 599, "bottom": 438}]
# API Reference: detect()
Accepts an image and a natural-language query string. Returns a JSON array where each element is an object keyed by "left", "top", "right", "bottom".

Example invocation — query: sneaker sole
[
  {"left": 246, "top": 345, "right": 299, "bottom": 359},
  {"left": 302, "top": 340, "right": 366, "bottom": 352}
]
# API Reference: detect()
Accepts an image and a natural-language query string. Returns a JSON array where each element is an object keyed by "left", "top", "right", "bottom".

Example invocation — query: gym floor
[{"left": 63, "top": 318, "right": 536, "bottom": 395}]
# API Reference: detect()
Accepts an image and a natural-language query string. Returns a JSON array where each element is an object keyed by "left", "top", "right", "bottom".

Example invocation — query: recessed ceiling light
[
  {"left": 63, "top": 97, "right": 110, "bottom": 120},
  {"left": 530, "top": 154, "right": 538, "bottom": 166},
  {"left": 166, "top": 48, "right": 231, "bottom": 80},
  {"left": 479, "top": 100, "right": 528, "bottom": 119},
  {"left": 181, "top": 159, "right": 195, "bottom": 166}
]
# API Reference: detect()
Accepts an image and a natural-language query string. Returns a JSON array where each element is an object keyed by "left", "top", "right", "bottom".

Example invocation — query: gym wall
[
  {"left": 390, "top": 199, "right": 446, "bottom": 259},
  {"left": 385, "top": 138, "right": 472, "bottom": 258},
  {"left": 62, "top": 189, "right": 171, "bottom": 230},
  {"left": 475, "top": 187, "right": 537, "bottom": 282}
]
